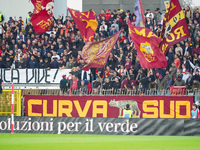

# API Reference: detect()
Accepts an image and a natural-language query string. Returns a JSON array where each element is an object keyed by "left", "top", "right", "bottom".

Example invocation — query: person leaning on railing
[
  {"left": 80, "top": 80, "right": 88, "bottom": 95},
  {"left": 192, "top": 80, "right": 200, "bottom": 91},
  {"left": 157, "top": 74, "right": 165, "bottom": 91},
  {"left": 112, "top": 77, "right": 121, "bottom": 94},
  {"left": 163, "top": 75, "right": 172, "bottom": 90},
  {"left": 68, "top": 74, "right": 81, "bottom": 95},
  {"left": 102, "top": 77, "right": 112, "bottom": 94},
  {"left": 186, "top": 72, "right": 193, "bottom": 90},
  {"left": 92, "top": 76, "right": 101, "bottom": 94},
  {"left": 148, "top": 71, "right": 156, "bottom": 91},
  {"left": 121, "top": 75, "right": 130, "bottom": 94},
  {"left": 173, "top": 74, "right": 186, "bottom": 86},
  {"left": 138, "top": 71, "right": 150, "bottom": 94},
  {"left": 59, "top": 75, "right": 68, "bottom": 96}
]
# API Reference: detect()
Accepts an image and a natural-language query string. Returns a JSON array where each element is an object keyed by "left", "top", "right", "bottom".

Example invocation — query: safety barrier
[{"left": 0, "top": 90, "right": 21, "bottom": 116}]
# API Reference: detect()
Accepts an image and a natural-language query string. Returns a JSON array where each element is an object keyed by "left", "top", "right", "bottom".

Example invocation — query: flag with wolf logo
[
  {"left": 128, "top": 21, "right": 167, "bottom": 68},
  {"left": 160, "top": 0, "right": 190, "bottom": 54},
  {"left": 81, "top": 31, "right": 121, "bottom": 69},
  {"left": 31, "top": 0, "right": 54, "bottom": 34},
  {"left": 68, "top": 8, "right": 98, "bottom": 42}
]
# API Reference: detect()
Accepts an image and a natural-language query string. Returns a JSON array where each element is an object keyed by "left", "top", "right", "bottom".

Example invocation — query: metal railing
[
  {"left": 4, "top": 88, "right": 200, "bottom": 117},
  {"left": 21, "top": 89, "right": 200, "bottom": 96}
]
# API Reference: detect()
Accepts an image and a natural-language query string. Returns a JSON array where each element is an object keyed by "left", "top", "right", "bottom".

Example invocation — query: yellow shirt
[{"left": 123, "top": 109, "right": 133, "bottom": 118}]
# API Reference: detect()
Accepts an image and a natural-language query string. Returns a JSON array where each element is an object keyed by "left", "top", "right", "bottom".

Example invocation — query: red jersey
[
  {"left": 121, "top": 79, "right": 128, "bottom": 89},
  {"left": 22, "top": 48, "right": 27, "bottom": 54},
  {"left": 99, "top": 14, "right": 105, "bottom": 20},
  {"left": 72, "top": 80, "right": 78, "bottom": 90},
  {"left": 105, "top": 13, "right": 111, "bottom": 21},
  {"left": 174, "top": 58, "right": 181, "bottom": 68}
]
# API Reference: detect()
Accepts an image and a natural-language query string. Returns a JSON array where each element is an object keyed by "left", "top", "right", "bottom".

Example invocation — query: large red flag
[
  {"left": 128, "top": 21, "right": 167, "bottom": 69},
  {"left": 31, "top": 0, "right": 54, "bottom": 34},
  {"left": 81, "top": 31, "right": 121, "bottom": 69},
  {"left": 68, "top": 8, "right": 98, "bottom": 42},
  {"left": 160, "top": 0, "right": 190, "bottom": 54}
]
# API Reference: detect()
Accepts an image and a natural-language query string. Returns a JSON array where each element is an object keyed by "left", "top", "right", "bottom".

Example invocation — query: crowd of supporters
[{"left": 0, "top": 7, "right": 200, "bottom": 93}]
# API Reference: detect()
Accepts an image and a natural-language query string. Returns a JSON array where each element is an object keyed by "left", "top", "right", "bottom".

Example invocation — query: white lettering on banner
[
  {"left": 20, "top": 121, "right": 28, "bottom": 131},
  {"left": 0, "top": 69, "right": 71, "bottom": 84},
  {"left": 0, "top": 118, "right": 138, "bottom": 134},
  {"left": 0, "top": 118, "right": 54, "bottom": 131},
  {"left": 57, "top": 121, "right": 82, "bottom": 134},
  {"left": 85, "top": 119, "right": 94, "bottom": 132},
  {"left": 0, "top": 121, "right": 7, "bottom": 130},
  {"left": 57, "top": 122, "right": 66, "bottom": 134},
  {"left": 98, "top": 120, "right": 138, "bottom": 133},
  {"left": 32, "top": 121, "right": 40, "bottom": 131}
]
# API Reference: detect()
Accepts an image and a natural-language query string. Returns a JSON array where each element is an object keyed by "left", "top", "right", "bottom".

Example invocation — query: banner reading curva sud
[{"left": 24, "top": 95, "right": 193, "bottom": 118}]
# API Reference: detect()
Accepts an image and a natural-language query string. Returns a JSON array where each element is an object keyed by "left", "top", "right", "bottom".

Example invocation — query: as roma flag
[
  {"left": 81, "top": 31, "right": 121, "bottom": 69},
  {"left": 160, "top": 0, "right": 190, "bottom": 54},
  {"left": 68, "top": 8, "right": 98, "bottom": 42},
  {"left": 128, "top": 21, "right": 167, "bottom": 68},
  {"left": 31, "top": 0, "right": 54, "bottom": 34}
]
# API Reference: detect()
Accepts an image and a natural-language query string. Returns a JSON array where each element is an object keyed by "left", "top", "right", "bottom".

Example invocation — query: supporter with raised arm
[{"left": 189, "top": 60, "right": 200, "bottom": 73}]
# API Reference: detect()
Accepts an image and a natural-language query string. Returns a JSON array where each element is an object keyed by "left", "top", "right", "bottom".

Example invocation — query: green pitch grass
[{"left": 0, "top": 134, "right": 199, "bottom": 150}]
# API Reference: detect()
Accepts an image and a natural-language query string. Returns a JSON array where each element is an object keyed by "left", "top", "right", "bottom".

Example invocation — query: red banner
[
  {"left": 81, "top": 31, "right": 121, "bottom": 69},
  {"left": 25, "top": 95, "right": 193, "bottom": 118},
  {"left": 170, "top": 86, "right": 186, "bottom": 95},
  {"left": 160, "top": 0, "right": 190, "bottom": 54},
  {"left": 31, "top": 0, "right": 54, "bottom": 34},
  {"left": 128, "top": 21, "right": 167, "bottom": 68},
  {"left": 68, "top": 8, "right": 98, "bottom": 42}
]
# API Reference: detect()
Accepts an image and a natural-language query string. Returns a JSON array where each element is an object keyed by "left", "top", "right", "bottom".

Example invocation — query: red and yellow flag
[
  {"left": 128, "top": 21, "right": 167, "bottom": 69},
  {"left": 160, "top": 0, "right": 190, "bottom": 54},
  {"left": 81, "top": 31, "right": 121, "bottom": 69},
  {"left": 68, "top": 8, "right": 98, "bottom": 42},
  {"left": 31, "top": 0, "right": 54, "bottom": 34}
]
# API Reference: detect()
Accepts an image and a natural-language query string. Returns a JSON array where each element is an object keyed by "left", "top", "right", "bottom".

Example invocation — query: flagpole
[{"left": 11, "top": 83, "right": 14, "bottom": 134}]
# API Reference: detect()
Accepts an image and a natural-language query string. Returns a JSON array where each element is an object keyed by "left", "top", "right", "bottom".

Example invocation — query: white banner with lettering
[{"left": 0, "top": 69, "right": 71, "bottom": 84}]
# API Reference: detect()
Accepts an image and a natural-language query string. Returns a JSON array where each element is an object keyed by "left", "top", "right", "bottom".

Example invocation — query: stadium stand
[{"left": 0, "top": 7, "right": 200, "bottom": 96}]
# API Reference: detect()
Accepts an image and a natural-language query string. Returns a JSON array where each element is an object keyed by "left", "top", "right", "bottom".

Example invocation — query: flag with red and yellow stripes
[
  {"left": 68, "top": 8, "right": 98, "bottom": 42},
  {"left": 31, "top": 0, "right": 54, "bottom": 34},
  {"left": 160, "top": 0, "right": 190, "bottom": 54},
  {"left": 81, "top": 31, "right": 121, "bottom": 69},
  {"left": 128, "top": 21, "right": 167, "bottom": 68}
]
